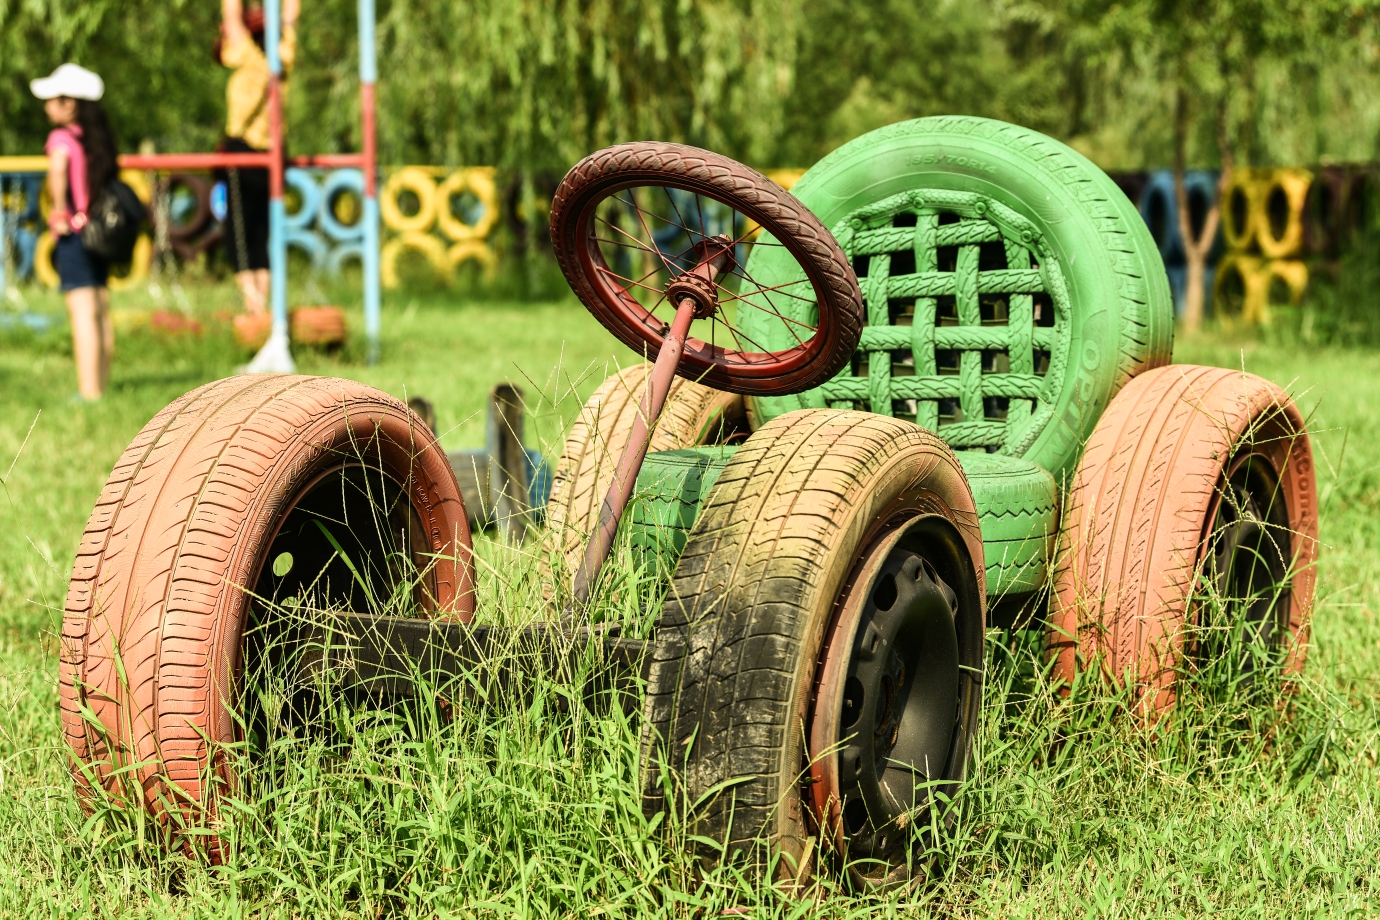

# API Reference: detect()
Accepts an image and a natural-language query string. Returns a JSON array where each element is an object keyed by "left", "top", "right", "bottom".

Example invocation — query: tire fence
[
  {"left": 1109, "top": 165, "right": 1377, "bottom": 322},
  {"left": 3, "top": 162, "right": 1373, "bottom": 322}
]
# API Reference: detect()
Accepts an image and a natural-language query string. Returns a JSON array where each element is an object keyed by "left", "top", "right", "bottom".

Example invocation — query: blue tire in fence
[
  {"left": 284, "top": 168, "right": 323, "bottom": 231},
  {"left": 285, "top": 228, "right": 329, "bottom": 273},
  {"left": 1140, "top": 169, "right": 1219, "bottom": 267},
  {"left": 325, "top": 241, "right": 365, "bottom": 278},
  {"left": 318, "top": 169, "right": 366, "bottom": 242}
]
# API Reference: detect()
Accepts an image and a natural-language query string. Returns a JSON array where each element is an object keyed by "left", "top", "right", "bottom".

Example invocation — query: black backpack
[{"left": 81, "top": 178, "right": 147, "bottom": 264}]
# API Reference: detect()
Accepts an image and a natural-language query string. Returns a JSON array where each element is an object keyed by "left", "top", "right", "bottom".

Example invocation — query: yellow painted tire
[
  {"left": 1213, "top": 254, "right": 1268, "bottom": 324},
  {"left": 380, "top": 231, "right": 446, "bottom": 288},
  {"left": 109, "top": 235, "right": 154, "bottom": 292},
  {"left": 446, "top": 240, "right": 498, "bottom": 280},
  {"left": 1221, "top": 171, "right": 1264, "bottom": 251},
  {"left": 1257, "top": 169, "right": 1313, "bottom": 259},
  {"left": 118, "top": 169, "right": 153, "bottom": 206},
  {"left": 33, "top": 233, "right": 60, "bottom": 289},
  {"left": 380, "top": 167, "right": 438, "bottom": 233},
  {"left": 435, "top": 168, "right": 499, "bottom": 242},
  {"left": 1264, "top": 259, "right": 1309, "bottom": 318}
]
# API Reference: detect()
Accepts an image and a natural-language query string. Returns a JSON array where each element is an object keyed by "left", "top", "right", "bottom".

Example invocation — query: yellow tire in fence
[
  {"left": 1264, "top": 259, "right": 1309, "bottom": 316},
  {"left": 1221, "top": 171, "right": 1264, "bottom": 251},
  {"left": 32, "top": 232, "right": 153, "bottom": 291},
  {"left": 446, "top": 240, "right": 499, "bottom": 280},
  {"left": 108, "top": 235, "right": 153, "bottom": 292},
  {"left": 1257, "top": 168, "right": 1313, "bottom": 259},
  {"left": 33, "top": 233, "right": 59, "bottom": 289},
  {"left": 436, "top": 168, "right": 499, "bottom": 242},
  {"left": 381, "top": 167, "right": 438, "bottom": 233},
  {"left": 118, "top": 168, "right": 153, "bottom": 206},
  {"left": 764, "top": 168, "right": 807, "bottom": 191},
  {"left": 1213, "top": 254, "right": 1267, "bottom": 323},
  {"left": 380, "top": 231, "right": 447, "bottom": 288}
]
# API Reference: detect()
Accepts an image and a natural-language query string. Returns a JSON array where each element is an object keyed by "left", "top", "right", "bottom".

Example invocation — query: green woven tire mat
[
  {"left": 629, "top": 447, "right": 738, "bottom": 576},
  {"left": 741, "top": 116, "right": 1174, "bottom": 485},
  {"left": 958, "top": 452, "right": 1058, "bottom": 597}
]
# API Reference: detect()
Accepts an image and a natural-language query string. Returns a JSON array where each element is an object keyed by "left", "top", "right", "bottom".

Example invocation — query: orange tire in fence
[
  {"left": 60, "top": 376, "right": 475, "bottom": 858},
  {"left": 1049, "top": 365, "right": 1318, "bottom": 713}
]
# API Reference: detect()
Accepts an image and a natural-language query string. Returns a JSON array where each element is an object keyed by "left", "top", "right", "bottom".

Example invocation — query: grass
[{"left": 1, "top": 281, "right": 1378, "bottom": 916}]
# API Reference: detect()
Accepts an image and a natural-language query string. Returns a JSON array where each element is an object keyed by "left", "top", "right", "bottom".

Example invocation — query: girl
[{"left": 30, "top": 64, "right": 117, "bottom": 402}]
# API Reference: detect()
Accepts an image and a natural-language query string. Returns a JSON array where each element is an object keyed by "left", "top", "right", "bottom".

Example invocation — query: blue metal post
[
  {"left": 359, "top": 0, "right": 381, "bottom": 363},
  {"left": 266, "top": 0, "right": 290, "bottom": 354}
]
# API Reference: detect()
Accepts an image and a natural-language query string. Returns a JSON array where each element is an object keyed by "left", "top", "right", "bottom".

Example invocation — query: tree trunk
[{"left": 1174, "top": 85, "right": 1226, "bottom": 331}]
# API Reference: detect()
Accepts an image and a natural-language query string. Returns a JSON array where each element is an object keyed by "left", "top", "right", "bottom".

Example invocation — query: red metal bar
[
  {"left": 267, "top": 76, "right": 284, "bottom": 199},
  {"left": 118, "top": 153, "right": 272, "bottom": 170},
  {"left": 118, "top": 153, "right": 370, "bottom": 171},
  {"left": 572, "top": 297, "right": 699, "bottom": 605},
  {"left": 361, "top": 82, "right": 377, "bottom": 197},
  {"left": 289, "top": 153, "right": 365, "bottom": 168}
]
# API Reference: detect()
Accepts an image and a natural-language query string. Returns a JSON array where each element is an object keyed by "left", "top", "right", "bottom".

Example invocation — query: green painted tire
[
  {"left": 957, "top": 452, "right": 1057, "bottom": 597},
  {"left": 741, "top": 116, "right": 1174, "bottom": 486}
]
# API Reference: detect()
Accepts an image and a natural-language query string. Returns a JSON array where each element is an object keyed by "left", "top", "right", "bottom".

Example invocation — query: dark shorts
[
  {"left": 54, "top": 233, "right": 110, "bottom": 292},
  {"left": 219, "top": 138, "right": 270, "bottom": 272}
]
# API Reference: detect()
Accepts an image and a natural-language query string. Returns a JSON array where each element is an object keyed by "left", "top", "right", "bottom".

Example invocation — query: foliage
[{"left": 5, "top": 0, "right": 1380, "bottom": 171}]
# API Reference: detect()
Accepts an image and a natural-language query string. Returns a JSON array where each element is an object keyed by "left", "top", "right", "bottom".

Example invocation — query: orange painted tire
[
  {"left": 60, "top": 376, "right": 475, "bottom": 858},
  {"left": 1049, "top": 365, "right": 1318, "bottom": 711},
  {"left": 290, "top": 305, "right": 348, "bottom": 346}
]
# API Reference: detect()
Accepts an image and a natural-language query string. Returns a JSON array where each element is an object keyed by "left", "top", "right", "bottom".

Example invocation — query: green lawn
[{"left": 1, "top": 284, "right": 1377, "bottom": 916}]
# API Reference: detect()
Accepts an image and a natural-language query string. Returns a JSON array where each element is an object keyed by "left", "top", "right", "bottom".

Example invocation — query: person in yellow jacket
[{"left": 215, "top": 0, "right": 298, "bottom": 317}]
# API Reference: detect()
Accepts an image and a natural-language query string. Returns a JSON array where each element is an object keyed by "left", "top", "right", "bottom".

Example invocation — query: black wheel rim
[
  {"left": 1198, "top": 451, "right": 1292, "bottom": 678},
  {"left": 810, "top": 514, "right": 982, "bottom": 884}
]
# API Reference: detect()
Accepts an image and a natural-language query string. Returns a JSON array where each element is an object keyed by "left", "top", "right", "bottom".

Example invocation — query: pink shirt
[{"left": 45, "top": 125, "right": 89, "bottom": 216}]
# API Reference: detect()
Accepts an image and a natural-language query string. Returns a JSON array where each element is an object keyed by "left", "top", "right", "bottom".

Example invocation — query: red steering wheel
[{"left": 550, "top": 142, "right": 863, "bottom": 396}]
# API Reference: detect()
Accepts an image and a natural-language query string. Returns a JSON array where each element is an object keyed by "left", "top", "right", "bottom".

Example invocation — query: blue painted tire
[
  {"left": 1140, "top": 169, "right": 1218, "bottom": 267},
  {"left": 325, "top": 241, "right": 365, "bottom": 278},
  {"left": 284, "top": 229, "right": 329, "bottom": 272},
  {"left": 284, "top": 169, "right": 323, "bottom": 232},
  {"left": 318, "top": 169, "right": 366, "bottom": 242}
]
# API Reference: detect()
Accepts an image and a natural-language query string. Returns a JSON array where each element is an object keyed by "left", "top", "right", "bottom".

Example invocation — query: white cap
[{"left": 30, "top": 64, "right": 104, "bottom": 102}]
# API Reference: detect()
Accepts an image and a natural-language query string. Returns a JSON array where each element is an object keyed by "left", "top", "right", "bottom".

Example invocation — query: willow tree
[{"left": 361, "top": 0, "right": 799, "bottom": 169}]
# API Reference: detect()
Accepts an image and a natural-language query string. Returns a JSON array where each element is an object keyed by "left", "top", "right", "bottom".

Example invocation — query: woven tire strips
[
  {"left": 549, "top": 142, "right": 863, "bottom": 395},
  {"left": 60, "top": 375, "right": 473, "bottom": 858},
  {"left": 743, "top": 115, "right": 1174, "bottom": 484},
  {"left": 545, "top": 364, "right": 742, "bottom": 579},
  {"left": 640, "top": 408, "right": 984, "bottom": 879},
  {"left": 1049, "top": 365, "right": 1319, "bottom": 711}
]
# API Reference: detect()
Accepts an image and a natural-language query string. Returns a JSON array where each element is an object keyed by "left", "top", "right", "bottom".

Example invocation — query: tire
[
  {"left": 1256, "top": 169, "right": 1311, "bottom": 259},
  {"left": 381, "top": 167, "right": 438, "bottom": 234},
  {"left": 957, "top": 453, "right": 1058, "bottom": 599},
  {"left": 166, "top": 174, "right": 214, "bottom": 241},
  {"left": 436, "top": 168, "right": 500, "bottom": 242},
  {"left": 740, "top": 116, "right": 1174, "bottom": 485},
  {"left": 60, "top": 376, "right": 475, "bottom": 857},
  {"left": 289, "top": 305, "right": 347, "bottom": 346},
  {"left": 283, "top": 168, "right": 323, "bottom": 232},
  {"left": 550, "top": 142, "right": 864, "bottom": 395},
  {"left": 318, "top": 169, "right": 366, "bottom": 243},
  {"left": 1049, "top": 365, "right": 1318, "bottom": 711},
  {"left": 380, "top": 232, "right": 446, "bottom": 289},
  {"left": 545, "top": 364, "right": 745, "bottom": 580},
  {"left": 641, "top": 409, "right": 985, "bottom": 888}
]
